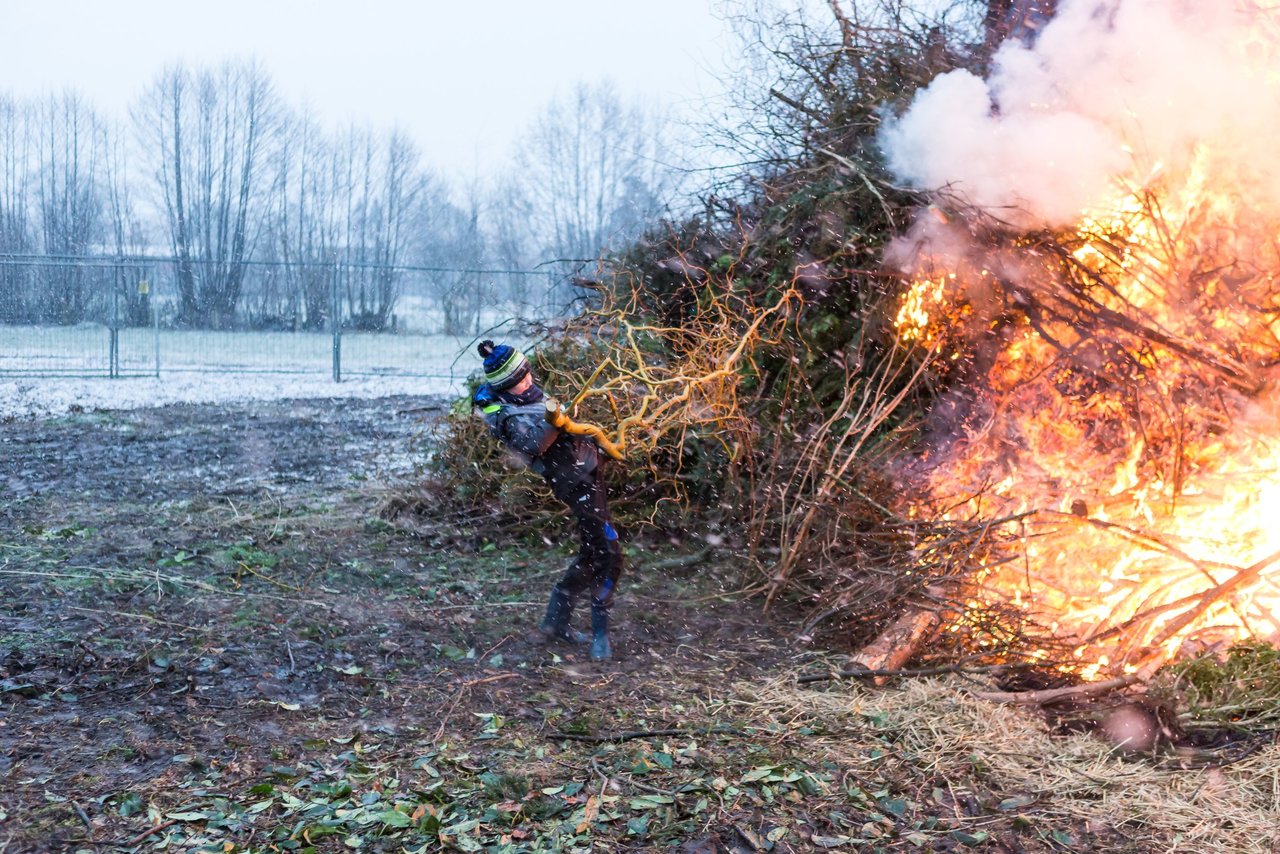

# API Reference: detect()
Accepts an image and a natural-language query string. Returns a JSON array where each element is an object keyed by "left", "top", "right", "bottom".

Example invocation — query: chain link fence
[{"left": 0, "top": 255, "right": 561, "bottom": 382}]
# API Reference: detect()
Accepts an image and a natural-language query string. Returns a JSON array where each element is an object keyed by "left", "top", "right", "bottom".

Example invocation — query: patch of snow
[{"left": 0, "top": 371, "right": 468, "bottom": 421}]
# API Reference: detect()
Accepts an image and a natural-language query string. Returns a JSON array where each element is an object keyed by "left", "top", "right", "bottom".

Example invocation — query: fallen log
[{"left": 850, "top": 607, "right": 942, "bottom": 686}]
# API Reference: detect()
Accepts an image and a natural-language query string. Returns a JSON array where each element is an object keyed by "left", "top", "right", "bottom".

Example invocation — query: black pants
[{"left": 551, "top": 467, "right": 623, "bottom": 608}]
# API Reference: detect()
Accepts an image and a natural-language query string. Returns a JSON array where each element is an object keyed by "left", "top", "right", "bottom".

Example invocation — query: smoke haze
[{"left": 880, "top": 0, "right": 1274, "bottom": 228}]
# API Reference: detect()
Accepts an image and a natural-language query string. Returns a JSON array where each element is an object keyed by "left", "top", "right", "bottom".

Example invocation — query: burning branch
[
  {"left": 889, "top": 173, "right": 1280, "bottom": 673},
  {"left": 1147, "top": 549, "right": 1280, "bottom": 651},
  {"left": 1038, "top": 241, "right": 1263, "bottom": 395}
]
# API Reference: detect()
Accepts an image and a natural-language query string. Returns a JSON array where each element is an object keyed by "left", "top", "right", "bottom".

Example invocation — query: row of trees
[{"left": 0, "top": 63, "right": 679, "bottom": 331}]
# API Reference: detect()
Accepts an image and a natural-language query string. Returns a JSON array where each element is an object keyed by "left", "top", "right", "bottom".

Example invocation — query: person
[{"left": 472, "top": 340, "right": 622, "bottom": 661}]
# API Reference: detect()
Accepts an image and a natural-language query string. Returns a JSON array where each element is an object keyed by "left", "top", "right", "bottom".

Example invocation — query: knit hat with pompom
[{"left": 477, "top": 340, "right": 531, "bottom": 391}]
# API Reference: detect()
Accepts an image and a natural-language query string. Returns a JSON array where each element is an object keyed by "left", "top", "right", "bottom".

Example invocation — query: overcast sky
[{"left": 0, "top": 0, "right": 740, "bottom": 181}]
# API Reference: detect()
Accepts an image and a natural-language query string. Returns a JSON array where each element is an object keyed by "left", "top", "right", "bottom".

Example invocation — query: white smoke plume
[{"left": 880, "top": 0, "right": 1277, "bottom": 228}]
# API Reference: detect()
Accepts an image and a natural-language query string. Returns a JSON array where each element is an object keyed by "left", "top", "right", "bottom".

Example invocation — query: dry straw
[{"left": 742, "top": 677, "right": 1280, "bottom": 852}]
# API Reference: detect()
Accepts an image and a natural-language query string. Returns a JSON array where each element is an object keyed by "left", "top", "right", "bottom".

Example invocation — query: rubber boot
[
  {"left": 539, "top": 586, "right": 587, "bottom": 644},
  {"left": 589, "top": 599, "right": 612, "bottom": 661}
]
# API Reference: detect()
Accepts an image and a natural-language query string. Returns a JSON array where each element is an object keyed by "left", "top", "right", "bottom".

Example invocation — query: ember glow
[{"left": 884, "top": 0, "right": 1280, "bottom": 674}]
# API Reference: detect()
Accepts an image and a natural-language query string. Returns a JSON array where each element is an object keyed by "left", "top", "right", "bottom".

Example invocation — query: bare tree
[
  {"left": 500, "top": 82, "right": 679, "bottom": 298},
  {"left": 135, "top": 66, "right": 194, "bottom": 323},
  {"left": 332, "top": 126, "right": 432, "bottom": 330},
  {"left": 252, "top": 118, "right": 446, "bottom": 333},
  {"left": 32, "top": 92, "right": 108, "bottom": 324},
  {"left": 0, "top": 95, "right": 35, "bottom": 323},
  {"left": 253, "top": 110, "right": 332, "bottom": 329},
  {"left": 416, "top": 182, "right": 489, "bottom": 336},
  {"left": 134, "top": 60, "right": 282, "bottom": 327},
  {"left": 101, "top": 116, "right": 150, "bottom": 326}
]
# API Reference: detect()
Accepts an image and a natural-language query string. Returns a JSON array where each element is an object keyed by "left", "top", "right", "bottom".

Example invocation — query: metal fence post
[
  {"left": 139, "top": 273, "right": 159, "bottom": 378},
  {"left": 109, "top": 270, "right": 120, "bottom": 378},
  {"left": 331, "top": 260, "right": 342, "bottom": 383}
]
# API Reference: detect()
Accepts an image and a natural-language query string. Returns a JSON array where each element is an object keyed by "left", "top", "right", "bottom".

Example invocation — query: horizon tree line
[{"left": 0, "top": 62, "right": 680, "bottom": 333}]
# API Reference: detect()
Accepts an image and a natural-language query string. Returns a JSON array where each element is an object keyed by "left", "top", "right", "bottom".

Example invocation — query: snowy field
[{"left": 0, "top": 325, "right": 493, "bottom": 420}]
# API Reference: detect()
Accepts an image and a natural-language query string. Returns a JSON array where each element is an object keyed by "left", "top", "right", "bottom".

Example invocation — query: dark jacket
[{"left": 479, "top": 385, "right": 599, "bottom": 499}]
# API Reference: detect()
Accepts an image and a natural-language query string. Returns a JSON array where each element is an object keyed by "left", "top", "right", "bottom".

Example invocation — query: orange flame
[{"left": 898, "top": 148, "right": 1280, "bottom": 676}]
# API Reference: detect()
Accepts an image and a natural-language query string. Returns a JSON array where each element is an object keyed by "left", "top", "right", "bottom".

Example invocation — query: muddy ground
[{"left": 1, "top": 396, "right": 1137, "bottom": 852}]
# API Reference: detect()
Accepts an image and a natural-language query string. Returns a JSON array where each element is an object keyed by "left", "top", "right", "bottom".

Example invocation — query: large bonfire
[{"left": 882, "top": 0, "right": 1280, "bottom": 676}]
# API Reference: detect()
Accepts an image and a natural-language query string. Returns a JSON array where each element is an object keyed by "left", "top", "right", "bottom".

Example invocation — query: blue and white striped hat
[{"left": 477, "top": 340, "right": 531, "bottom": 391}]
